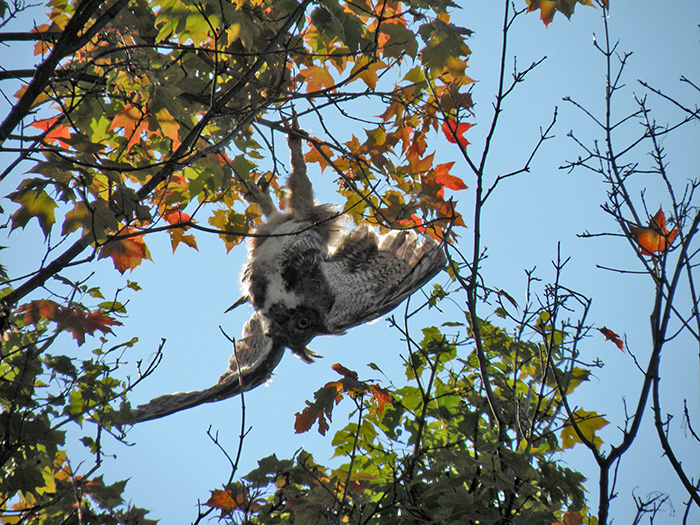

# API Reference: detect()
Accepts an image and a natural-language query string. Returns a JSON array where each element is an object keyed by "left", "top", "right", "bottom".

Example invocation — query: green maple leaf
[{"left": 9, "top": 187, "right": 58, "bottom": 238}]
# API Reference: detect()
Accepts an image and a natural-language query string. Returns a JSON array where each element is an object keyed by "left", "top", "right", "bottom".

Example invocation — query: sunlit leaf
[
  {"left": 98, "top": 233, "right": 152, "bottom": 273},
  {"left": 561, "top": 408, "right": 609, "bottom": 450},
  {"left": 9, "top": 186, "right": 58, "bottom": 238},
  {"left": 442, "top": 119, "right": 473, "bottom": 148},
  {"left": 628, "top": 208, "right": 679, "bottom": 256},
  {"left": 599, "top": 327, "right": 624, "bottom": 352},
  {"left": 526, "top": 0, "right": 595, "bottom": 27}
]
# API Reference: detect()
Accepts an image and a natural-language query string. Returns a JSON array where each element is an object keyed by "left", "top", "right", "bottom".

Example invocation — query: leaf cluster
[{"left": 211, "top": 280, "right": 600, "bottom": 524}]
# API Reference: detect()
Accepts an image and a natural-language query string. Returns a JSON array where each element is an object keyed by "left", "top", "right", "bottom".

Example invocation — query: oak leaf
[
  {"left": 294, "top": 385, "right": 339, "bottom": 435},
  {"left": 629, "top": 208, "right": 679, "bottom": 256}
]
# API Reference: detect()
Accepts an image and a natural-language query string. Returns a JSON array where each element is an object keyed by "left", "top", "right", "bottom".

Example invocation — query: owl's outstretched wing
[
  {"left": 132, "top": 313, "right": 284, "bottom": 423},
  {"left": 322, "top": 226, "right": 446, "bottom": 332}
]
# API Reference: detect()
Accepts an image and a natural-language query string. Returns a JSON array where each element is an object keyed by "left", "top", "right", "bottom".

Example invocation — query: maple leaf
[
  {"left": 163, "top": 208, "right": 193, "bottom": 225},
  {"left": 168, "top": 229, "right": 198, "bottom": 253},
  {"left": 527, "top": 0, "right": 594, "bottom": 27},
  {"left": 298, "top": 66, "right": 335, "bottom": 93},
  {"left": 18, "top": 300, "right": 121, "bottom": 346},
  {"left": 349, "top": 57, "right": 389, "bottom": 90},
  {"left": 561, "top": 408, "right": 609, "bottom": 450},
  {"left": 152, "top": 108, "right": 181, "bottom": 148},
  {"left": 434, "top": 161, "right": 468, "bottom": 197},
  {"left": 9, "top": 186, "right": 58, "bottom": 238},
  {"left": 98, "top": 234, "right": 152, "bottom": 273},
  {"left": 442, "top": 119, "right": 473, "bottom": 148},
  {"left": 19, "top": 299, "right": 59, "bottom": 326},
  {"left": 599, "top": 327, "right": 624, "bottom": 352},
  {"left": 628, "top": 208, "right": 679, "bottom": 256},
  {"left": 31, "top": 117, "right": 72, "bottom": 148},
  {"left": 110, "top": 104, "right": 148, "bottom": 153},
  {"left": 304, "top": 142, "right": 334, "bottom": 174},
  {"left": 206, "top": 485, "right": 261, "bottom": 515}
]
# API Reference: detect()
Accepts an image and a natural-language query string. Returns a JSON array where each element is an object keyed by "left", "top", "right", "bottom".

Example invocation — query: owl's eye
[{"left": 296, "top": 317, "right": 310, "bottom": 329}]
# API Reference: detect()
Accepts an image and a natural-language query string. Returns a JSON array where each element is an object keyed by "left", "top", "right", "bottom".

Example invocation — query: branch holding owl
[{"left": 132, "top": 117, "right": 446, "bottom": 422}]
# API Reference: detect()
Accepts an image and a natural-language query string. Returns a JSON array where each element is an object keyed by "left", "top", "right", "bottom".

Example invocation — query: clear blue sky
[{"left": 2, "top": 0, "right": 700, "bottom": 522}]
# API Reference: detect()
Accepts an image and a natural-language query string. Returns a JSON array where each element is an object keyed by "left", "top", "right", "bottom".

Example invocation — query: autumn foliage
[
  {"left": 3, "top": 0, "right": 700, "bottom": 523},
  {"left": 628, "top": 208, "right": 680, "bottom": 256}
]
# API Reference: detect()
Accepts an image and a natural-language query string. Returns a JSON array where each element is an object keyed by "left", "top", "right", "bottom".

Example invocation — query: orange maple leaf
[
  {"left": 163, "top": 208, "right": 193, "bottom": 225},
  {"left": 369, "top": 385, "right": 392, "bottom": 419},
  {"left": 110, "top": 104, "right": 148, "bottom": 153},
  {"left": 206, "top": 487, "right": 261, "bottom": 514},
  {"left": 434, "top": 162, "right": 468, "bottom": 197},
  {"left": 554, "top": 510, "right": 584, "bottom": 525},
  {"left": 304, "top": 143, "right": 334, "bottom": 174},
  {"left": 298, "top": 66, "right": 335, "bottom": 93},
  {"left": 19, "top": 299, "right": 59, "bottom": 325},
  {"left": 31, "top": 117, "right": 72, "bottom": 148},
  {"left": 442, "top": 119, "right": 473, "bottom": 148},
  {"left": 599, "top": 327, "right": 624, "bottom": 352},
  {"left": 628, "top": 208, "right": 679, "bottom": 256},
  {"left": 98, "top": 233, "right": 152, "bottom": 273}
]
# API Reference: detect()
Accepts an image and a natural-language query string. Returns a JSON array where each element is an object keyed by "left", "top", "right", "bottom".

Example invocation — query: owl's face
[{"left": 266, "top": 304, "right": 326, "bottom": 361}]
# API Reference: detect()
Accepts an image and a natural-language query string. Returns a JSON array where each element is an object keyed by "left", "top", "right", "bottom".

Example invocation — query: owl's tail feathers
[
  {"left": 132, "top": 313, "right": 284, "bottom": 423},
  {"left": 374, "top": 230, "right": 447, "bottom": 313},
  {"left": 131, "top": 381, "right": 243, "bottom": 423}
]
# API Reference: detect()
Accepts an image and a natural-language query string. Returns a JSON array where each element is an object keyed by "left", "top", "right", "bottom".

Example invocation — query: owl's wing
[
  {"left": 132, "top": 313, "right": 284, "bottom": 423},
  {"left": 322, "top": 226, "right": 446, "bottom": 333}
]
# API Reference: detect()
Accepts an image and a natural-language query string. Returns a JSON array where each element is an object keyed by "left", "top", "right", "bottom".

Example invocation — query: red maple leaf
[
  {"left": 441, "top": 119, "right": 473, "bottom": 148},
  {"left": 163, "top": 208, "right": 193, "bottom": 225},
  {"left": 599, "top": 327, "right": 624, "bottom": 352},
  {"left": 18, "top": 300, "right": 121, "bottom": 345}
]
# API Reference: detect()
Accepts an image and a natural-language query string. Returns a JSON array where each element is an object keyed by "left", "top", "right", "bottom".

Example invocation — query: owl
[{"left": 132, "top": 119, "right": 446, "bottom": 422}]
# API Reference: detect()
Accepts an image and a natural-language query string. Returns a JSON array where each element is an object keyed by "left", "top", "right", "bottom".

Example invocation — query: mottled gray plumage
[{"left": 132, "top": 120, "right": 445, "bottom": 423}]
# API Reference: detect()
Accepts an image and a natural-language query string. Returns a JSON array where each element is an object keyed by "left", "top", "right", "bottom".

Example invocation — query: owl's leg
[{"left": 286, "top": 114, "right": 315, "bottom": 219}]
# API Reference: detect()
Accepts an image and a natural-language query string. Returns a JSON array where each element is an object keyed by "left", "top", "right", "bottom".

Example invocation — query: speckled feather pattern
[{"left": 131, "top": 120, "right": 445, "bottom": 422}]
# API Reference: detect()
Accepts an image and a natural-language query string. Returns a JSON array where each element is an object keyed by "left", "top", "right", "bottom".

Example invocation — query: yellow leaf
[
  {"left": 349, "top": 57, "right": 388, "bottom": 90},
  {"left": 561, "top": 408, "right": 609, "bottom": 450},
  {"left": 154, "top": 108, "right": 180, "bottom": 148}
]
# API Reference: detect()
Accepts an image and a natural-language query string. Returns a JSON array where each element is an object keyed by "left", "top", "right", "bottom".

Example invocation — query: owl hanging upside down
[{"left": 132, "top": 119, "right": 446, "bottom": 422}]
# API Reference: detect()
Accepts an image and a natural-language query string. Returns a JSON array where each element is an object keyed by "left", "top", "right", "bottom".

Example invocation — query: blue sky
[{"left": 3, "top": 0, "right": 700, "bottom": 522}]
